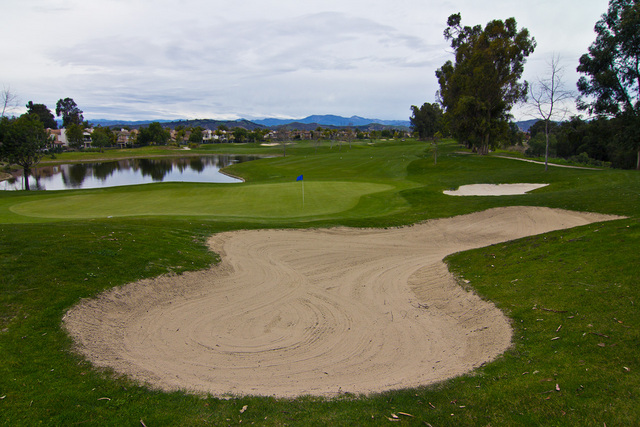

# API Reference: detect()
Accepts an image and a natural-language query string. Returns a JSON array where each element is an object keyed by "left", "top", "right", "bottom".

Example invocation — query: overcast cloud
[{"left": 1, "top": 0, "right": 609, "bottom": 121}]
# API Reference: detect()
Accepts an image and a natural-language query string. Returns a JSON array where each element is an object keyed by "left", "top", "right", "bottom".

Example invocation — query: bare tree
[
  {"left": 529, "top": 55, "right": 574, "bottom": 170},
  {"left": 1, "top": 85, "right": 19, "bottom": 118}
]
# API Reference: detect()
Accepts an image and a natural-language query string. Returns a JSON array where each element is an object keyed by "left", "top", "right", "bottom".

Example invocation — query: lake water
[{"left": 1, "top": 155, "right": 259, "bottom": 191}]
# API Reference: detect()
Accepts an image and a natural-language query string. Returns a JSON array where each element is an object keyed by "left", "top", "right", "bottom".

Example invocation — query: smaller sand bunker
[
  {"left": 64, "top": 206, "right": 619, "bottom": 398},
  {"left": 444, "top": 183, "right": 549, "bottom": 196}
]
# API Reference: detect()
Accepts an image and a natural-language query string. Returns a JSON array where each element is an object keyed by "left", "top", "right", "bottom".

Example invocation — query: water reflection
[{"left": 1, "top": 155, "right": 257, "bottom": 191}]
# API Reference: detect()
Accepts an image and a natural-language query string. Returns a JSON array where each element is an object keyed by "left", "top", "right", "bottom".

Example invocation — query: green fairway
[
  {"left": 8, "top": 181, "right": 395, "bottom": 220},
  {"left": 1, "top": 139, "right": 638, "bottom": 426}
]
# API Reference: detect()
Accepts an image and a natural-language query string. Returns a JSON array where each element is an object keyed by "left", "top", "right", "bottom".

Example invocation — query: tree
[
  {"left": 65, "top": 123, "right": 85, "bottom": 149},
  {"left": 188, "top": 127, "right": 203, "bottom": 144},
  {"left": 232, "top": 127, "right": 248, "bottom": 143},
  {"left": 433, "top": 131, "right": 444, "bottom": 165},
  {"left": 577, "top": 0, "right": 640, "bottom": 169},
  {"left": 90, "top": 126, "right": 113, "bottom": 152},
  {"left": 1, "top": 86, "right": 19, "bottom": 118},
  {"left": 0, "top": 114, "right": 50, "bottom": 190},
  {"left": 436, "top": 13, "right": 536, "bottom": 154},
  {"left": 529, "top": 119, "right": 559, "bottom": 139},
  {"left": 529, "top": 56, "right": 574, "bottom": 170},
  {"left": 55, "top": 98, "right": 84, "bottom": 127},
  {"left": 137, "top": 122, "right": 169, "bottom": 145},
  {"left": 410, "top": 102, "right": 443, "bottom": 140},
  {"left": 26, "top": 101, "right": 58, "bottom": 129},
  {"left": 505, "top": 121, "right": 524, "bottom": 147}
]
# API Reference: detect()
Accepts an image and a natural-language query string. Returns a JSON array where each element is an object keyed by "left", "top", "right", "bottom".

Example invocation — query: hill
[
  {"left": 253, "top": 115, "right": 410, "bottom": 128},
  {"left": 515, "top": 119, "right": 539, "bottom": 132}
]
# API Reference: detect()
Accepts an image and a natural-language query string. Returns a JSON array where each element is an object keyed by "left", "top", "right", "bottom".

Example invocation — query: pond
[{"left": 1, "top": 155, "right": 260, "bottom": 191}]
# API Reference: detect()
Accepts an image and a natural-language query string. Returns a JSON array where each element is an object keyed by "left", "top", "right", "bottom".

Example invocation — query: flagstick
[{"left": 302, "top": 180, "right": 305, "bottom": 208}]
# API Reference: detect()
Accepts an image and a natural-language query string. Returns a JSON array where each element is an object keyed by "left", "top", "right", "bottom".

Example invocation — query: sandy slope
[{"left": 63, "top": 206, "right": 620, "bottom": 398}]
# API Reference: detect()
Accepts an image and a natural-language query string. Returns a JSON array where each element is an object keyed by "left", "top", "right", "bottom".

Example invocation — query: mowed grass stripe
[{"left": 9, "top": 181, "right": 394, "bottom": 219}]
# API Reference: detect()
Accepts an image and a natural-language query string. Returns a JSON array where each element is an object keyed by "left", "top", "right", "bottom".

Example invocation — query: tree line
[{"left": 411, "top": 0, "right": 640, "bottom": 169}]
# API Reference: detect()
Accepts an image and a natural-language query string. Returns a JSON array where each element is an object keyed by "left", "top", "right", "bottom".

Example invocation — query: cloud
[
  {"left": 43, "top": 11, "right": 438, "bottom": 119},
  {"left": 0, "top": 0, "right": 611, "bottom": 121}
]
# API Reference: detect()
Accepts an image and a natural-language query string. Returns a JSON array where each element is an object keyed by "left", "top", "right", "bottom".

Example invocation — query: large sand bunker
[{"left": 63, "top": 207, "right": 619, "bottom": 398}]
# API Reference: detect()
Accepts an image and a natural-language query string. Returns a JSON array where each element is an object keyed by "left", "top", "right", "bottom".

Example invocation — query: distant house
[
  {"left": 202, "top": 129, "right": 214, "bottom": 142},
  {"left": 115, "top": 129, "right": 135, "bottom": 148},
  {"left": 83, "top": 129, "right": 93, "bottom": 149},
  {"left": 47, "top": 129, "right": 68, "bottom": 148}
]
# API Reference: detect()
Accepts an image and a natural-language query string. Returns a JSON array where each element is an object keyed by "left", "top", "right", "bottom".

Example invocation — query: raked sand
[{"left": 63, "top": 206, "right": 620, "bottom": 398}]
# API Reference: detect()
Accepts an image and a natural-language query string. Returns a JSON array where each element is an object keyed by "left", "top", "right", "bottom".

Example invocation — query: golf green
[{"left": 9, "top": 181, "right": 394, "bottom": 219}]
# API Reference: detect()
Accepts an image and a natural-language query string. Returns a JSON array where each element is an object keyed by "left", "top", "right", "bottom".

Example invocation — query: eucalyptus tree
[
  {"left": 55, "top": 97, "right": 84, "bottom": 127},
  {"left": 436, "top": 13, "right": 536, "bottom": 154},
  {"left": 577, "top": 0, "right": 640, "bottom": 169}
]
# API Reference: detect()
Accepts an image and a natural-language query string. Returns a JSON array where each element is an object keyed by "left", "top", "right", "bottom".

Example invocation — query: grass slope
[{"left": 0, "top": 139, "right": 638, "bottom": 425}]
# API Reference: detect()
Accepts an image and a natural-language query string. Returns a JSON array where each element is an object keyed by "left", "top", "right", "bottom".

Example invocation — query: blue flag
[{"left": 296, "top": 174, "right": 303, "bottom": 181}]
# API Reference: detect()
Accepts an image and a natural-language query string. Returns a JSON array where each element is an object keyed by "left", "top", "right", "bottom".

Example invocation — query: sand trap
[
  {"left": 444, "top": 183, "right": 549, "bottom": 196},
  {"left": 63, "top": 206, "right": 619, "bottom": 398}
]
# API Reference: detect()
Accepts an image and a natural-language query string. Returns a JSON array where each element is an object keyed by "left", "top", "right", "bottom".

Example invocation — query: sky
[{"left": 1, "top": 0, "right": 610, "bottom": 122}]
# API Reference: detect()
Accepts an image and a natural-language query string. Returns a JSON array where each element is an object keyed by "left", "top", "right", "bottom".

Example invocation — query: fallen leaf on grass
[
  {"left": 598, "top": 343, "right": 606, "bottom": 347},
  {"left": 398, "top": 412, "right": 414, "bottom": 418},
  {"left": 556, "top": 384, "right": 561, "bottom": 392},
  {"left": 240, "top": 405, "right": 248, "bottom": 414},
  {"left": 542, "top": 307, "right": 567, "bottom": 313}
]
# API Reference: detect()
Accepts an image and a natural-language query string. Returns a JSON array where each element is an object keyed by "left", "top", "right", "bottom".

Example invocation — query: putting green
[{"left": 9, "top": 181, "right": 394, "bottom": 220}]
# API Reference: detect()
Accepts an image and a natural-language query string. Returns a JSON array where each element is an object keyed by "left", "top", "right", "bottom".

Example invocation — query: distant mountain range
[
  {"left": 89, "top": 115, "right": 412, "bottom": 130},
  {"left": 252, "top": 115, "right": 411, "bottom": 128}
]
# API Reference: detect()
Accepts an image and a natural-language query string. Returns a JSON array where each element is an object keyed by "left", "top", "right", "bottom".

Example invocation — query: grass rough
[{"left": 0, "top": 139, "right": 638, "bottom": 425}]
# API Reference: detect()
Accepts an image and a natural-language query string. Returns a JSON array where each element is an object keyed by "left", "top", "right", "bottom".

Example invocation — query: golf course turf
[{"left": 0, "top": 139, "right": 638, "bottom": 425}]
